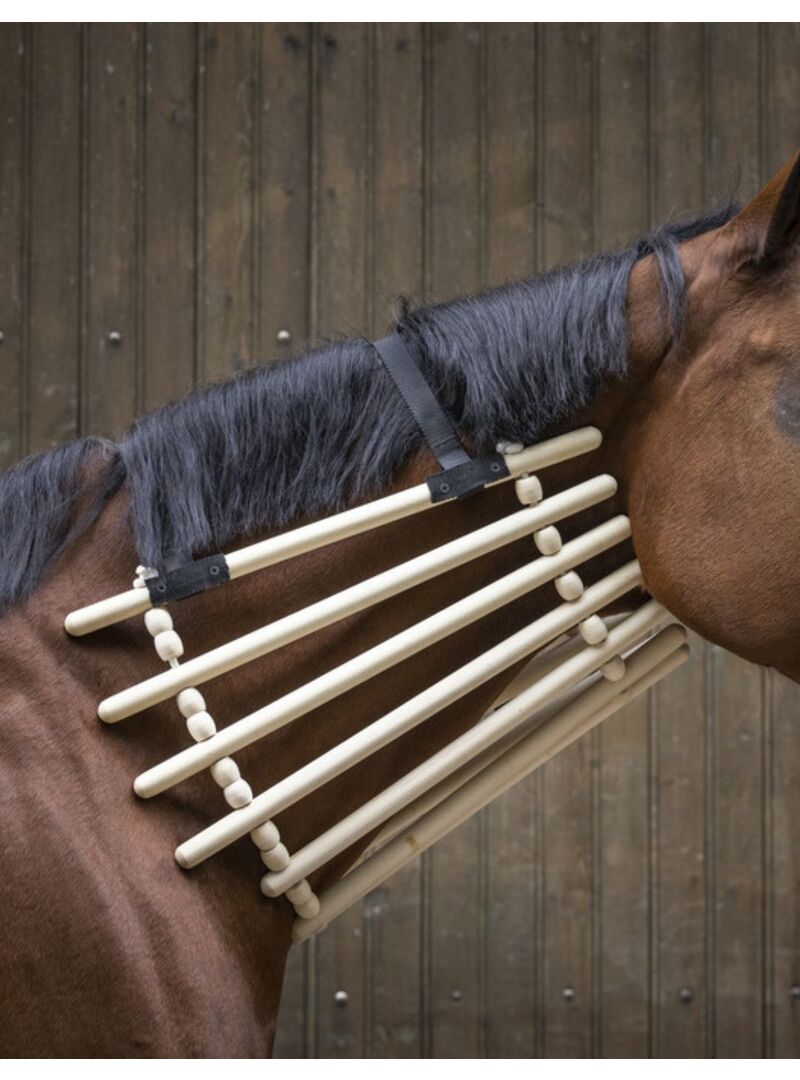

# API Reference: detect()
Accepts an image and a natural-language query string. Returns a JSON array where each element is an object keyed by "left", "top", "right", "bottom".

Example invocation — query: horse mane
[{"left": 0, "top": 206, "right": 737, "bottom": 613}]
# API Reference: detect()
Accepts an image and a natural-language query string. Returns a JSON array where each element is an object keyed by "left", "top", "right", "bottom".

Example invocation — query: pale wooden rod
[
  {"left": 99, "top": 472, "right": 617, "bottom": 724},
  {"left": 64, "top": 427, "right": 603, "bottom": 637},
  {"left": 259, "top": 598, "right": 671, "bottom": 898},
  {"left": 174, "top": 560, "right": 645, "bottom": 870},
  {"left": 292, "top": 631, "right": 689, "bottom": 942},
  {"left": 135, "top": 515, "right": 631, "bottom": 798},
  {"left": 355, "top": 617, "right": 638, "bottom": 865}
]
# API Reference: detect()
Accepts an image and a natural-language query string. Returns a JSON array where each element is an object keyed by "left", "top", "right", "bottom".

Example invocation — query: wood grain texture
[
  {"left": 483, "top": 22, "right": 539, "bottom": 1060},
  {"left": 311, "top": 23, "right": 370, "bottom": 1060},
  {"left": 0, "top": 24, "right": 26, "bottom": 468},
  {"left": 424, "top": 23, "right": 484, "bottom": 1061},
  {"left": 538, "top": 22, "right": 596, "bottom": 1060},
  {"left": 593, "top": 22, "right": 651, "bottom": 1059},
  {"left": 649, "top": 22, "right": 709, "bottom": 1059},
  {"left": 3, "top": 22, "right": 800, "bottom": 1058},
  {"left": 366, "top": 22, "right": 425, "bottom": 1060}
]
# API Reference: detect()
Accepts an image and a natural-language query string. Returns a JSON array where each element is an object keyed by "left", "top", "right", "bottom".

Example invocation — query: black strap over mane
[
  {"left": 373, "top": 333, "right": 509, "bottom": 502},
  {"left": 149, "top": 331, "right": 510, "bottom": 604}
]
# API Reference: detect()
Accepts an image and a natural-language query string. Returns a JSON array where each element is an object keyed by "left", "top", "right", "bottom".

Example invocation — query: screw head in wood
[
  {"left": 790, "top": 984, "right": 800, "bottom": 1000},
  {"left": 679, "top": 987, "right": 693, "bottom": 1004},
  {"left": 334, "top": 990, "right": 348, "bottom": 1006},
  {"left": 562, "top": 986, "right": 575, "bottom": 1002},
  {"left": 107, "top": 330, "right": 122, "bottom": 345},
  {"left": 277, "top": 329, "right": 291, "bottom": 344}
]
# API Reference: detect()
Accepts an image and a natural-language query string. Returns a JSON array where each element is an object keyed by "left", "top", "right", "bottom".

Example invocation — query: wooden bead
[
  {"left": 555, "top": 571, "right": 584, "bottom": 602},
  {"left": 261, "top": 843, "right": 290, "bottom": 872},
  {"left": 210, "top": 757, "right": 240, "bottom": 788},
  {"left": 186, "top": 711, "right": 216, "bottom": 741},
  {"left": 286, "top": 879, "right": 313, "bottom": 906},
  {"left": 601, "top": 656, "right": 626, "bottom": 682},
  {"left": 294, "top": 895, "right": 321, "bottom": 920},
  {"left": 154, "top": 629, "right": 184, "bottom": 661},
  {"left": 223, "top": 779, "right": 253, "bottom": 808},
  {"left": 534, "top": 526, "right": 562, "bottom": 555},
  {"left": 177, "top": 687, "right": 206, "bottom": 717},
  {"left": 144, "top": 607, "right": 173, "bottom": 636},
  {"left": 250, "top": 821, "right": 281, "bottom": 851},
  {"left": 514, "top": 475, "right": 543, "bottom": 505},
  {"left": 579, "top": 614, "right": 608, "bottom": 645}
]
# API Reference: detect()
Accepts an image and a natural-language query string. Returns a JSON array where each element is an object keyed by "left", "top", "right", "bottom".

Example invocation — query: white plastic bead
[
  {"left": 286, "top": 879, "right": 313, "bottom": 906},
  {"left": 294, "top": 895, "right": 321, "bottom": 920},
  {"left": 132, "top": 577, "right": 146, "bottom": 589},
  {"left": 224, "top": 779, "right": 253, "bottom": 808},
  {"left": 555, "top": 571, "right": 584, "bottom": 602},
  {"left": 250, "top": 821, "right": 281, "bottom": 851},
  {"left": 154, "top": 629, "right": 184, "bottom": 661},
  {"left": 580, "top": 614, "right": 608, "bottom": 645},
  {"left": 210, "top": 757, "right": 241, "bottom": 787},
  {"left": 144, "top": 607, "right": 173, "bottom": 636},
  {"left": 177, "top": 687, "right": 206, "bottom": 718},
  {"left": 514, "top": 475, "right": 543, "bottom": 505},
  {"left": 496, "top": 440, "right": 524, "bottom": 455},
  {"left": 261, "top": 843, "right": 290, "bottom": 872},
  {"left": 534, "top": 525, "right": 562, "bottom": 555},
  {"left": 601, "top": 656, "right": 626, "bottom": 682},
  {"left": 186, "top": 711, "right": 216, "bottom": 741}
]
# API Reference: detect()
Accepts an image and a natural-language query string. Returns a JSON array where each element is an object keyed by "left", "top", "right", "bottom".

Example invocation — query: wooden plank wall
[{"left": 1, "top": 22, "right": 799, "bottom": 1058}]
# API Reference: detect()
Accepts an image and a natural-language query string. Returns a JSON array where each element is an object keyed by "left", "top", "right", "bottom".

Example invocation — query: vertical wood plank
[
  {"left": 482, "top": 22, "right": 539, "bottom": 1060},
  {"left": 366, "top": 22, "right": 425, "bottom": 1060},
  {"left": 199, "top": 23, "right": 255, "bottom": 382},
  {"left": 705, "top": 23, "right": 765, "bottom": 1059},
  {"left": 26, "top": 24, "right": 82, "bottom": 452},
  {"left": 593, "top": 22, "right": 651, "bottom": 1059},
  {"left": 761, "top": 21, "right": 800, "bottom": 1059},
  {"left": 649, "top": 22, "right": 709, "bottom": 1059},
  {"left": 257, "top": 25, "right": 312, "bottom": 359},
  {"left": 83, "top": 24, "right": 140, "bottom": 437},
  {"left": 0, "top": 24, "right": 26, "bottom": 469},
  {"left": 538, "top": 22, "right": 596, "bottom": 1059},
  {"left": 311, "top": 22, "right": 370, "bottom": 1060},
  {"left": 264, "top": 23, "right": 314, "bottom": 1061},
  {"left": 425, "top": 22, "right": 483, "bottom": 1060},
  {"left": 141, "top": 23, "right": 197, "bottom": 411}
]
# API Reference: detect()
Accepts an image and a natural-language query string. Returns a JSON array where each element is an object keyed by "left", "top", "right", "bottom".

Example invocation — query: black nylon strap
[
  {"left": 147, "top": 553, "right": 230, "bottom": 604},
  {"left": 373, "top": 334, "right": 471, "bottom": 471}
]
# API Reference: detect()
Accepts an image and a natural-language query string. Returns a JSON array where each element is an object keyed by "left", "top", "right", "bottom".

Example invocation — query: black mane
[{"left": 0, "top": 206, "right": 736, "bottom": 612}]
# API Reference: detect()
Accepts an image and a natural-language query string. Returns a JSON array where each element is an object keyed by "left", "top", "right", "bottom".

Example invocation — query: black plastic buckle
[
  {"left": 146, "top": 553, "right": 230, "bottom": 605},
  {"left": 426, "top": 452, "right": 510, "bottom": 503}
]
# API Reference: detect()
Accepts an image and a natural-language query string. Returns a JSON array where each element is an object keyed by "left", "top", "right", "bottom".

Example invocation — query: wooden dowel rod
[
  {"left": 258, "top": 599, "right": 672, "bottom": 897},
  {"left": 174, "top": 562, "right": 647, "bottom": 870},
  {"left": 65, "top": 427, "right": 603, "bottom": 636},
  {"left": 292, "top": 634, "right": 689, "bottom": 942},
  {"left": 135, "top": 515, "right": 631, "bottom": 798},
  {"left": 354, "top": 618, "right": 661, "bottom": 863},
  {"left": 99, "top": 473, "right": 617, "bottom": 723}
]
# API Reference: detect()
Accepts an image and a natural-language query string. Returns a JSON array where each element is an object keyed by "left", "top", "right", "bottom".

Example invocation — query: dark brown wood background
[{"left": 1, "top": 22, "right": 799, "bottom": 1058}]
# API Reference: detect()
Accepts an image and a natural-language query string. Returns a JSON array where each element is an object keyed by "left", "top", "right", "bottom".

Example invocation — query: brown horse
[{"left": 0, "top": 151, "right": 798, "bottom": 1057}]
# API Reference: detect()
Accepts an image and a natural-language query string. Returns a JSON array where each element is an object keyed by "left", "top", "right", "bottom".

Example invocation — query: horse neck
[{"left": 0, "top": 252, "right": 672, "bottom": 1053}]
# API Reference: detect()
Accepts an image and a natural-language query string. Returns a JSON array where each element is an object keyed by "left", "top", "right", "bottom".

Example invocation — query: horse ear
[
  {"left": 727, "top": 149, "right": 800, "bottom": 265},
  {"left": 764, "top": 150, "right": 800, "bottom": 260}
]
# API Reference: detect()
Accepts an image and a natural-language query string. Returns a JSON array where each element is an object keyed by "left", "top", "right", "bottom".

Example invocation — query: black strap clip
[
  {"left": 146, "top": 553, "right": 230, "bottom": 605},
  {"left": 426, "top": 452, "right": 510, "bottom": 503},
  {"left": 374, "top": 333, "right": 510, "bottom": 501}
]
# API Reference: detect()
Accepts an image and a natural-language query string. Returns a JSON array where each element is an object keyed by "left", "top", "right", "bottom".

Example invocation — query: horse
[{"left": 0, "top": 149, "right": 798, "bottom": 1057}]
